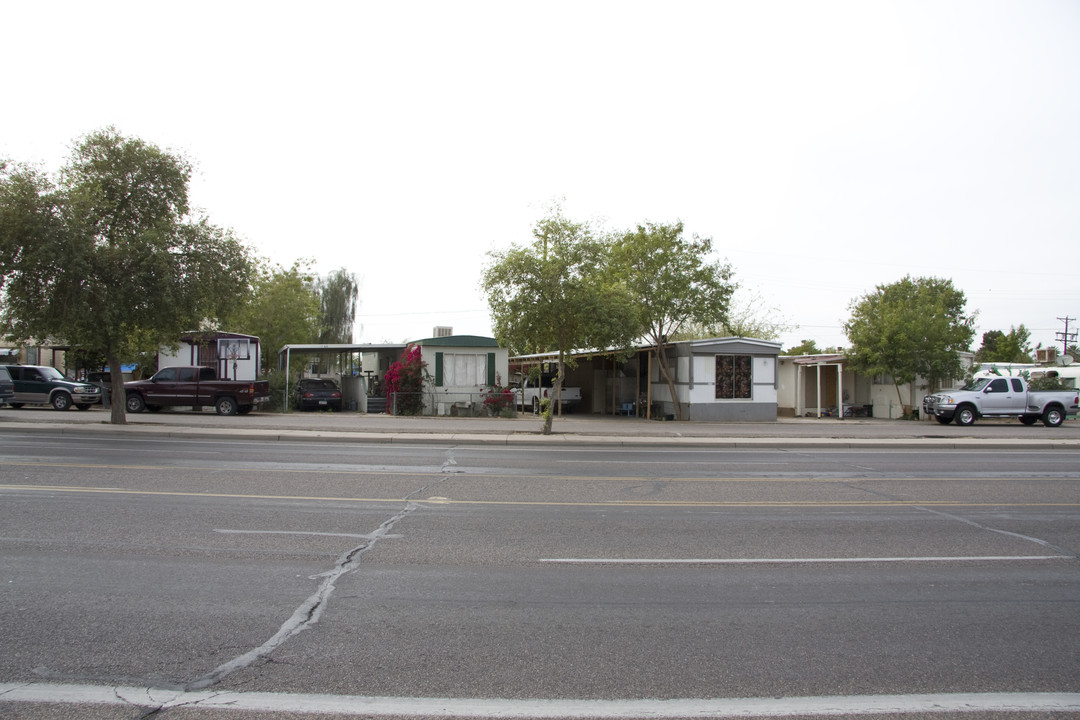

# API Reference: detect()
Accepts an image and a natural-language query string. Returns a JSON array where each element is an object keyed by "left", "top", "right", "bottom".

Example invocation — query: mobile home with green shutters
[{"left": 419, "top": 335, "right": 510, "bottom": 416}]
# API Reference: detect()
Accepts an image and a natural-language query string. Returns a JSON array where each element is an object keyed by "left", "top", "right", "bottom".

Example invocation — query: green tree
[
  {"left": 782, "top": 339, "right": 823, "bottom": 356},
  {"left": 482, "top": 207, "right": 638, "bottom": 434},
  {"left": 612, "top": 221, "right": 736, "bottom": 420},
  {"left": 974, "top": 325, "right": 1033, "bottom": 363},
  {"left": 223, "top": 259, "right": 321, "bottom": 373},
  {"left": 674, "top": 287, "right": 794, "bottom": 342},
  {"left": 312, "top": 267, "right": 360, "bottom": 373},
  {"left": 844, "top": 275, "right": 976, "bottom": 411},
  {"left": 0, "top": 128, "right": 255, "bottom": 424},
  {"left": 316, "top": 267, "right": 359, "bottom": 344}
]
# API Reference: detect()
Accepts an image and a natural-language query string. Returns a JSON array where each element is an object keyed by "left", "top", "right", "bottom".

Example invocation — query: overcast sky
[{"left": 4, "top": 1, "right": 1078, "bottom": 353}]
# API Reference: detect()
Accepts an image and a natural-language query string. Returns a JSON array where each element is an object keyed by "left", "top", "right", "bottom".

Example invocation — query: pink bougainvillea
[{"left": 384, "top": 344, "right": 426, "bottom": 415}]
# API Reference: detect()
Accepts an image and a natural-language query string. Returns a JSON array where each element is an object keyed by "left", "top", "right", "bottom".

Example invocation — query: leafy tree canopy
[
  {"left": 222, "top": 259, "right": 321, "bottom": 372},
  {"left": 782, "top": 339, "right": 824, "bottom": 356},
  {"left": 316, "top": 267, "right": 359, "bottom": 345},
  {"left": 674, "top": 287, "right": 794, "bottom": 342},
  {"left": 482, "top": 206, "right": 638, "bottom": 433},
  {"left": 0, "top": 127, "right": 256, "bottom": 423},
  {"left": 974, "top": 325, "right": 1033, "bottom": 364},
  {"left": 844, "top": 275, "right": 976, "bottom": 407},
  {"left": 612, "top": 221, "right": 736, "bottom": 420}
]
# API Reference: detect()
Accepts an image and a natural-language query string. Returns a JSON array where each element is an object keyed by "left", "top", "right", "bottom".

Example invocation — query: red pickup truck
[{"left": 124, "top": 366, "right": 271, "bottom": 416}]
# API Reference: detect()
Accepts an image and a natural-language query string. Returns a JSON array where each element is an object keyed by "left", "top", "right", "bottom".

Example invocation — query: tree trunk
[
  {"left": 893, "top": 380, "right": 907, "bottom": 418},
  {"left": 542, "top": 356, "right": 565, "bottom": 436},
  {"left": 108, "top": 353, "right": 126, "bottom": 425},
  {"left": 655, "top": 344, "right": 683, "bottom": 421}
]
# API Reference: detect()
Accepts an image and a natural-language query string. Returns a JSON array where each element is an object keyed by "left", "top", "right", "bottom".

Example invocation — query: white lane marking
[
  {"left": 1, "top": 684, "right": 1078, "bottom": 717},
  {"left": 539, "top": 555, "right": 1073, "bottom": 564}
]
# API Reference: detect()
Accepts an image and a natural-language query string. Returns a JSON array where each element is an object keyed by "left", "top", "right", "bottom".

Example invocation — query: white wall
[{"left": 158, "top": 340, "right": 260, "bottom": 381}]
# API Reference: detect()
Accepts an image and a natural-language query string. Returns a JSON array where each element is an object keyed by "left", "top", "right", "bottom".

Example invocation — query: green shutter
[
  {"left": 434, "top": 352, "right": 443, "bottom": 386},
  {"left": 487, "top": 352, "right": 496, "bottom": 386}
]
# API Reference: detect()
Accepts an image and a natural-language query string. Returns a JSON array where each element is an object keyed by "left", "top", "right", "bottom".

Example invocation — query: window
[
  {"left": 716, "top": 355, "right": 752, "bottom": 399},
  {"left": 435, "top": 352, "right": 496, "bottom": 386},
  {"left": 218, "top": 338, "right": 250, "bottom": 360},
  {"left": 987, "top": 378, "right": 1009, "bottom": 393},
  {"left": 1010, "top": 378, "right": 1024, "bottom": 392}
]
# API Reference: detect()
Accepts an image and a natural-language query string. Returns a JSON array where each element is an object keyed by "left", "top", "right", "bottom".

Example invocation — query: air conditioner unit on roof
[{"left": 1036, "top": 347, "right": 1058, "bottom": 363}]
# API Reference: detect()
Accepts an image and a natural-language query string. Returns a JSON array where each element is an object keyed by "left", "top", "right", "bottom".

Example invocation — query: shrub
[
  {"left": 263, "top": 370, "right": 300, "bottom": 412},
  {"left": 482, "top": 375, "right": 517, "bottom": 417},
  {"left": 385, "top": 345, "right": 427, "bottom": 415},
  {"left": 1029, "top": 374, "right": 1069, "bottom": 391}
]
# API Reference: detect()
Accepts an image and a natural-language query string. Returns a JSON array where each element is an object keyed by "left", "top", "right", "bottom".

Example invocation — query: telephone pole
[{"left": 1057, "top": 316, "right": 1077, "bottom": 358}]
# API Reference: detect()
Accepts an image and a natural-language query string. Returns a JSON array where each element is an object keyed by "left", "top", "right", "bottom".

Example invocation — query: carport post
[
  {"left": 284, "top": 348, "right": 291, "bottom": 413},
  {"left": 816, "top": 363, "right": 822, "bottom": 418}
]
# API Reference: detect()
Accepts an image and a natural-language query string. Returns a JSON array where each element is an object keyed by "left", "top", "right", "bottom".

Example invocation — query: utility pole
[{"left": 1057, "top": 316, "right": 1077, "bottom": 358}]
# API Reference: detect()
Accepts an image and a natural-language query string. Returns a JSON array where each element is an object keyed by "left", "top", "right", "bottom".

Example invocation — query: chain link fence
[{"left": 386, "top": 391, "right": 521, "bottom": 417}]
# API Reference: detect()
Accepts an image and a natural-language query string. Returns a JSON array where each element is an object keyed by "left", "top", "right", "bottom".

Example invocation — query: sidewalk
[{"left": 2, "top": 405, "right": 1079, "bottom": 449}]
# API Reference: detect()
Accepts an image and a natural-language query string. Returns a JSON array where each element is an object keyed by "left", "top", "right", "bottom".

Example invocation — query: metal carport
[{"left": 277, "top": 343, "right": 406, "bottom": 412}]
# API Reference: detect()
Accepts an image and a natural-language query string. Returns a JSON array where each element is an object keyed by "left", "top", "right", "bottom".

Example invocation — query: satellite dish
[{"left": 1059, "top": 355, "right": 1073, "bottom": 366}]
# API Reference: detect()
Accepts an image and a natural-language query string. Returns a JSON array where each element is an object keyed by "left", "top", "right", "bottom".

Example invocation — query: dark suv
[{"left": 6, "top": 364, "right": 102, "bottom": 410}]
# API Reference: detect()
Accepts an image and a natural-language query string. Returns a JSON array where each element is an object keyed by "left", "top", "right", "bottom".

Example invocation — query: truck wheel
[
  {"left": 51, "top": 392, "right": 72, "bottom": 411},
  {"left": 75, "top": 404, "right": 91, "bottom": 411},
  {"left": 1019, "top": 415, "right": 1039, "bottom": 426},
  {"left": 126, "top": 394, "right": 146, "bottom": 413},
  {"left": 215, "top": 396, "right": 238, "bottom": 416},
  {"left": 1042, "top": 406, "right": 1065, "bottom": 428},
  {"left": 955, "top": 404, "right": 977, "bottom": 426},
  {"left": 8, "top": 402, "right": 24, "bottom": 409},
  {"left": 532, "top": 397, "right": 540, "bottom": 414},
  {"left": 935, "top": 415, "right": 952, "bottom": 425}
]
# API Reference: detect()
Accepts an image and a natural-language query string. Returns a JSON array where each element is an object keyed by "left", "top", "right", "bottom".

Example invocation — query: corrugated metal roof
[{"left": 414, "top": 335, "right": 499, "bottom": 348}]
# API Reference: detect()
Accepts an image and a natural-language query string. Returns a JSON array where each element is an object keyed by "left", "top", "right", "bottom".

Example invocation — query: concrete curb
[{"left": 6, "top": 420, "right": 1080, "bottom": 450}]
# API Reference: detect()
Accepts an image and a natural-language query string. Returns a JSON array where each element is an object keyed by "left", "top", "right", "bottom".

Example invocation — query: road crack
[
  {"left": 845, "top": 481, "right": 1077, "bottom": 559},
  {"left": 185, "top": 503, "right": 419, "bottom": 691},
  {"left": 915, "top": 505, "right": 1077, "bottom": 558}
]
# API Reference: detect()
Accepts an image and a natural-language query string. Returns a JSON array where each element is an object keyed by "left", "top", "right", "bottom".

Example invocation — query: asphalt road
[{"left": 1, "top": 426, "right": 1079, "bottom": 718}]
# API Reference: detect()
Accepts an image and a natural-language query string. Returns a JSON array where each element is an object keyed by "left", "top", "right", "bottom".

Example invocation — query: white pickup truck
[
  {"left": 924, "top": 375, "right": 1078, "bottom": 427},
  {"left": 512, "top": 373, "right": 582, "bottom": 414}
]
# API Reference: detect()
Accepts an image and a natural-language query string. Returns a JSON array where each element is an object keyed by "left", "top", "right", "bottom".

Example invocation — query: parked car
[
  {"left": 294, "top": 378, "right": 343, "bottom": 411},
  {"left": 511, "top": 372, "right": 581, "bottom": 414},
  {"left": 5, "top": 364, "right": 102, "bottom": 410},
  {"left": 124, "top": 366, "right": 271, "bottom": 416},
  {"left": 924, "top": 375, "right": 1079, "bottom": 427},
  {"left": 86, "top": 371, "right": 116, "bottom": 408},
  {"left": 0, "top": 365, "right": 14, "bottom": 405},
  {"left": 86, "top": 371, "right": 112, "bottom": 385}
]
